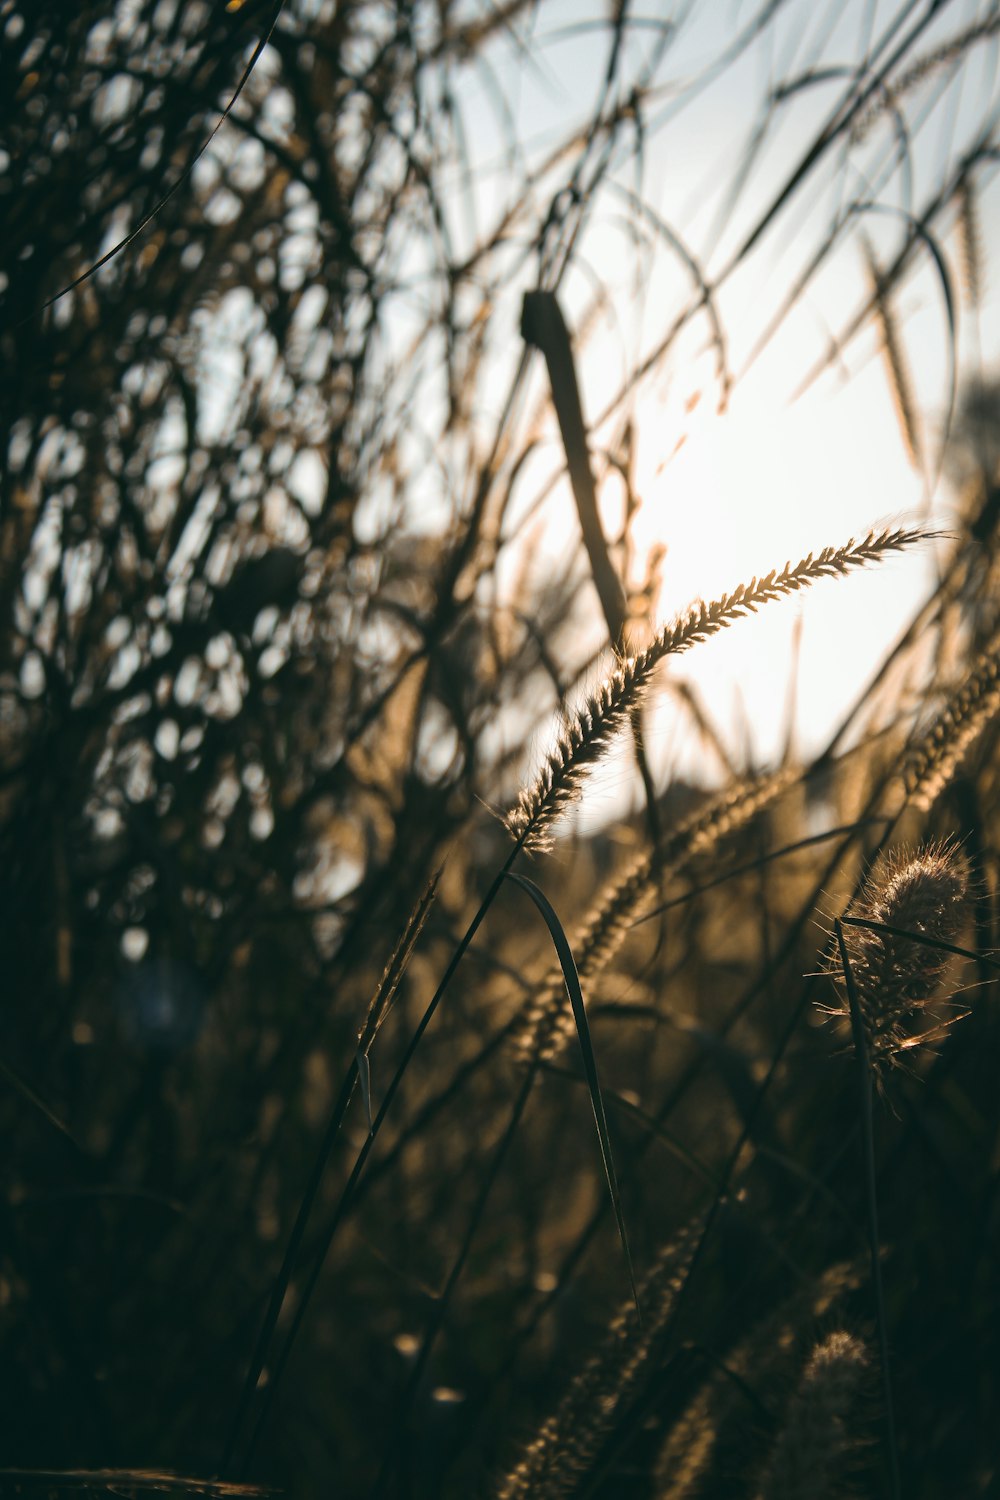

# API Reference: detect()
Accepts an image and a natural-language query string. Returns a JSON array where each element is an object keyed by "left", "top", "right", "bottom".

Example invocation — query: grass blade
[{"left": 505, "top": 869, "right": 641, "bottom": 1319}]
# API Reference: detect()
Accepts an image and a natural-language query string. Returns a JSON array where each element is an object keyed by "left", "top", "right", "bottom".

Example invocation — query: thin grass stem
[{"left": 834, "top": 919, "right": 901, "bottom": 1500}]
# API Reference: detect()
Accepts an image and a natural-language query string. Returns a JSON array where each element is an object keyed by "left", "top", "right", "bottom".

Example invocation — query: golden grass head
[
  {"left": 826, "top": 840, "right": 970, "bottom": 1083},
  {"left": 506, "top": 529, "right": 932, "bottom": 853},
  {"left": 753, "top": 1331, "right": 870, "bottom": 1500},
  {"left": 903, "top": 638, "right": 1000, "bottom": 811}
]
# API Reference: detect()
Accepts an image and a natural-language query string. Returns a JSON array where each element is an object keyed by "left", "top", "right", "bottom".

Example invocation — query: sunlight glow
[{"left": 485, "top": 0, "right": 1000, "bottom": 793}]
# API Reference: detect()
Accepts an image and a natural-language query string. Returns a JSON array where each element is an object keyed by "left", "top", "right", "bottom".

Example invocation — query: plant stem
[{"left": 835, "top": 918, "right": 901, "bottom": 1500}]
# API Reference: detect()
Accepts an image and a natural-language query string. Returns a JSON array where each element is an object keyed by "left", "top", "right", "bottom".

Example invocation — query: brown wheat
[{"left": 850, "top": 15, "right": 1000, "bottom": 142}]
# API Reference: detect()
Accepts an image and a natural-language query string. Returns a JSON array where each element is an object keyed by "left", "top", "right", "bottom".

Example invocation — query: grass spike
[
  {"left": 826, "top": 841, "right": 970, "bottom": 1086},
  {"left": 494, "top": 1215, "right": 705, "bottom": 1500},
  {"left": 864, "top": 240, "right": 921, "bottom": 468},
  {"left": 958, "top": 172, "right": 984, "bottom": 309},
  {"left": 516, "top": 765, "right": 799, "bottom": 1064},
  {"left": 507, "top": 529, "right": 932, "bottom": 851},
  {"left": 751, "top": 1331, "right": 870, "bottom": 1500},
  {"left": 903, "top": 633, "right": 1000, "bottom": 810}
]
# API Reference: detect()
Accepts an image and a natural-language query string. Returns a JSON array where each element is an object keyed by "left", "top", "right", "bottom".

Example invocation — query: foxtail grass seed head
[
  {"left": 865, "top": 242, "right": 921, "bottom": 468},
  {"left": 495, "top": 1217, "right": 703, "bottom": 1500},
  {"left": 653, "top": 1262, "right": 866, "bottom": 1499},
  {"left": 827, "top": 841, "right": 970, "bottom": 1082},
  {"left": 515, "top": 766, "right": 799, "bottom": 1064},
  {"left": 849, "top": 16, "right": 1000, "bottom": 142},
  {"left": 507, "top": 529, "right": 930, "bottom": 851},
  {"left": 959, "top": 172, "right": 984, "bottom": 308},
  {"left": 903, "top": 636, "right": 1000, "bottom": 811},
  {"left": 753, "top": 1332, "right": 869, "bottom": 1500}
]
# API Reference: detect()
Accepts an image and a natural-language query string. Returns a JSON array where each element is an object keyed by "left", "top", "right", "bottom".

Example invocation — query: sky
[
  {"left": 182, "top": 0, "right": 1000, "bottom": 821},
  {"left": 425, "top": 0, "right": 1000, "bottom": 804}
]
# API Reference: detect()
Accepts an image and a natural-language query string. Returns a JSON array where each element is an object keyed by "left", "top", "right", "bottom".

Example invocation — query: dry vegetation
[{"left": 2, "top": 2, "right": 1000, "bottom": 1497}]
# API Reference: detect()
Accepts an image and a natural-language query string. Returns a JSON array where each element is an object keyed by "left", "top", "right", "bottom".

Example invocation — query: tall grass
[{"left": 3, "top": 2, "right": 1000, "bottom": 1498}]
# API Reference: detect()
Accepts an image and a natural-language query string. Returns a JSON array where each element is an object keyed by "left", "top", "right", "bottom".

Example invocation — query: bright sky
[
  {"left": 442, "top": 0, "right": 1000, "bottom": 799},
  {"left": 186, "top": 2, "right": 1000, "bottom": 817}
]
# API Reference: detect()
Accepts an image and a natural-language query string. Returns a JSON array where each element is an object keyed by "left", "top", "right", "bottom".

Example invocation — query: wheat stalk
[
  {"left": 507, "top": 529, "right": 931, "bottom": 852},
  {"left": 653, "top": 1378, "right": 723, "bottom": 1500}
]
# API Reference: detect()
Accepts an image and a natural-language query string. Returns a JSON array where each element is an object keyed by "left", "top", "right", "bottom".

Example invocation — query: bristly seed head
[
  {"left": 826, "top": 840, "right": 970, "bottom": 1083},
  {"left": 506, "top": 528, "right": 933, "bottom": 853},
  {"left": 752, "top": 1330, "right": 870, "bottom": 1500}
]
